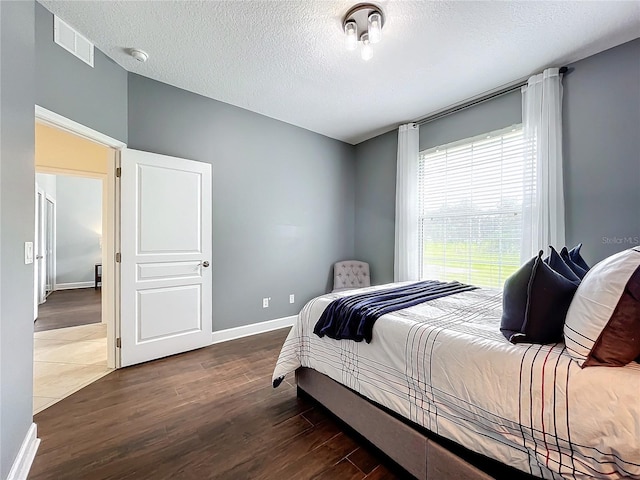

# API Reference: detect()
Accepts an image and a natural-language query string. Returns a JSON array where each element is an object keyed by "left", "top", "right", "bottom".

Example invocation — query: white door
[{"left": 120, "top": 148, "right": 212, "bottom": 367}]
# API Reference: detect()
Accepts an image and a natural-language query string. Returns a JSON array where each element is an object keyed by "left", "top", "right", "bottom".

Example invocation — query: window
[{"left": 418, "top": 125, "right": 525, "bottom": 288}]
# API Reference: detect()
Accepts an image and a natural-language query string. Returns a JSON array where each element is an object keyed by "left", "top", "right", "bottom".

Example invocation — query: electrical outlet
[
  {"left": 289, "top": 294, "right": 295, "bottom": 304},
  {"left": 262, "top": 297, "right": 270, "bottom": 308}
]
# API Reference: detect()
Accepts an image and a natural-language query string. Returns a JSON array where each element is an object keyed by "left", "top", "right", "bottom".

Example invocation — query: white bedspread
[{"left": 272, "top": 283, "right": 640, "bottom": 480}]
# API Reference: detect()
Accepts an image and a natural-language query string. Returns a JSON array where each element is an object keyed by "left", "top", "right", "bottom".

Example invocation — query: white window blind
[{"left": 418, "top": 125, "right": 525, "bottom": 288}]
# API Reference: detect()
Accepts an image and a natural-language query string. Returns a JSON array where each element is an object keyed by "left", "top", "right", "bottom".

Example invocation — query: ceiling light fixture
[{"left": 343, "top": 4, "right": 384, "bottom": 61}]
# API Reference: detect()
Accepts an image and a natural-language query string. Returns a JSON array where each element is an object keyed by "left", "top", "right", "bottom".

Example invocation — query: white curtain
[
  {"left": 520, "top": 68, "right": 565, "bottom": 262},
  {"left": 394, "top": 123, "right": 420, "bottom": 282}
]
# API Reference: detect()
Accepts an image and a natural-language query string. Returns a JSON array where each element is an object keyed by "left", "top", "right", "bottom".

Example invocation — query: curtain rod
[{"left": 416, "top": 66, "right": 570, "bottom": 127}]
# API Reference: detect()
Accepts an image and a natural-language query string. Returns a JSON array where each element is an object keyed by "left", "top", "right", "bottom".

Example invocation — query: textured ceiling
[{"left": 39, "top": 1, "right": 640, "bottom": 144}]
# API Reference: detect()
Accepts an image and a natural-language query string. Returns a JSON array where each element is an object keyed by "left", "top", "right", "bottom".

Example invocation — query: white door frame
[{"left": 35, "top": 105, "right": 126, "bottom": 369}]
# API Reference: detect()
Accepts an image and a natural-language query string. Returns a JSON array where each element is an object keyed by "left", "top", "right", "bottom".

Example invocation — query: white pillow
[{"left": 564, "top": 247, "right": 640, "bottom": 367}]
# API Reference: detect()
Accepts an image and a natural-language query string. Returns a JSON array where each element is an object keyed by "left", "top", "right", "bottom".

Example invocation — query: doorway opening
[
  {"left": 32, "top": 108, "right": 122, "bottom": 414},
  {"left": 35, "top": 173, "right": 103, "bottom": 326}
]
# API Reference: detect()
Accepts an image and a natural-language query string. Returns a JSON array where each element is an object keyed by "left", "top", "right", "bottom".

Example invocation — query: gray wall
[
  {"left": 127, "top": 74, "right": 355, "bottom": 331},
  {"left": 419, "top": 91, "right": 522, "bottom": 151},
  {"left": 354, "top": 130, "right": 398, "bottom": 285},
  {"left": 563, "top": 38, "right": 640, "bottom": 264},
  {"left": 354, "top": 39, "right": 640, "bottom": 280},
  {"left": 56, "top": 175, "right": 102, "bottom": 285},
  {"left": 33, "top": 0, "right": 356, "bottom": 331},
  {"left": 354, "top": 91, "right": 522, "bottom": 284},
  {"left": 35, "top": 2, "right": 127, "bottom": 143},
  {"left": 0, "top": 1, "right": 35, "bottom": 477}
]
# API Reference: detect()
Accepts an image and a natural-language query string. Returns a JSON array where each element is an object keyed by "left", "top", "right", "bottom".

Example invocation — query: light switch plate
[{"left": 25, "top": 242, "right": 34, "bottom": 264}]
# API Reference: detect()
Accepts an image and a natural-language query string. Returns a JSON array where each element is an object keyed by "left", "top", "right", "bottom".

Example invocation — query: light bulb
[
  {"left": 368, "top": 12, "right": 382, "bottom": 44},
  {"left": 361, "top": 32, "right": 373, "bottom": 61},
  {"left": 344, "top": 21, "right": 357, "bottom": 51}
]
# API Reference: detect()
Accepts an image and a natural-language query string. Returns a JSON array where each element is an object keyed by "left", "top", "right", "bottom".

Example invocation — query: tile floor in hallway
[{"left": 33, "top": 322, "right": 112, "bottom": 414}]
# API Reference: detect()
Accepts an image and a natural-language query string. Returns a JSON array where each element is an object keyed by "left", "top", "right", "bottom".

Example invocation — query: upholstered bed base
[{"left": 296, "top": 368, "right": 536, "bottom": 480}]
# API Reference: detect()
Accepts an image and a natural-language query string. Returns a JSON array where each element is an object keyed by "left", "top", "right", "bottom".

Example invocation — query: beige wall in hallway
[{"left": 35, "top": 123, "right": 109, "bottom": 175}]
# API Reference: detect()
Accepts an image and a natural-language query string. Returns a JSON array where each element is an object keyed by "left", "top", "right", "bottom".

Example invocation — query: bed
[{"left": 272, "top": 283, "right": 640, "bottom": 480}]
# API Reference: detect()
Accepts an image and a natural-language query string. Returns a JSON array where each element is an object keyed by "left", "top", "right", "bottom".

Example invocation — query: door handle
[
  {"left": 36, "top": 255, "right": 44, "bottom": 259},
  {"left": 200, "top": 261, "right": 210, "bottom": 268}
]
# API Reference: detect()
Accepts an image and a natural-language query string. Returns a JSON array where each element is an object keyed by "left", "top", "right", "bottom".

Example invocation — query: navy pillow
[
  {"left": 501, "top": 251, "right": 579, "bottom": 344},
  {"left": 569, "top": 243, "right": 590, "bottom": 272},
  {"left": 544, "top": 246, "right": 580, "bottom": 285},
  {"left": 560, "top": 246, "right": 588, "bottom": 279},
  {"left": 501, "top": 255, "right": 537, "bottom": 342}
]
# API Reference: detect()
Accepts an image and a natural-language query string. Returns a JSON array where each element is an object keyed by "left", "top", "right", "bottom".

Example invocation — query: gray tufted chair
[{"left": 332, "top": 261, "right": 371, "bottom": 292}]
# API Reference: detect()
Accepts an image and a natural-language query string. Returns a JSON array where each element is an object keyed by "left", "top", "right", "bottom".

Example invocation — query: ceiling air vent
[{"left": 53, "top": 15, "right": 94, "bottom": 68}]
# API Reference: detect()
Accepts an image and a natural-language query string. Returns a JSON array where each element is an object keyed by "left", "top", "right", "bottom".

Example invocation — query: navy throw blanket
[{"left": 314, "top": 281, "right": 477, "bottom": 343}]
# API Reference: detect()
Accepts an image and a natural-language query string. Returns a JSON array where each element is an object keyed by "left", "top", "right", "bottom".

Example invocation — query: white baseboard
[
  {"left": 7, "top": 423, "right": 40, "bottom": 480},
  {"left": 55, "top": 281, "right": 95, "bottom": 291},
  {"left": 211, "top": 315, "right": 296, "bottom": 345}
]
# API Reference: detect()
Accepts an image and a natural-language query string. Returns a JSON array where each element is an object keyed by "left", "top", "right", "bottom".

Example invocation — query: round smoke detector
[{"left": 129, "top": 48, "right": 149, "bottom": 63}]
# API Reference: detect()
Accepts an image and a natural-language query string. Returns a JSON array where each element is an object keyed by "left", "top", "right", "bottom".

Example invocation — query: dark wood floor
[
  {"left": 30, "top": 328, "right": 403, "bottom": 480},
  {"left": 34, "top": 288, "right": 101, "bottom": 331}
]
